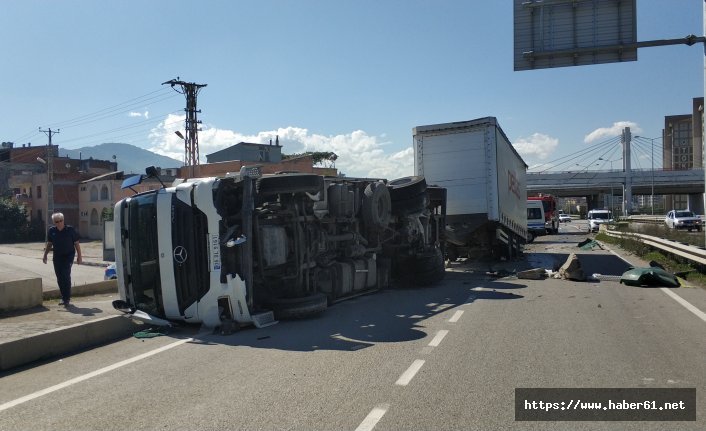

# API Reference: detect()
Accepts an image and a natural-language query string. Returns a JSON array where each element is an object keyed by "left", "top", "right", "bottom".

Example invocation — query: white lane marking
[
  {"left": 428, "top": 330, "right": 449, "bottom": 347},
  {"left": 605, "top": 246, "right": 706, "bottom": 324},
  {"left": 355, "top": 403, "right": 390, "bottom": 431},
  {"left": 660, "top": 288, "right": 706, "bottom": 323},
  {"left": 449, "top": 310, "right": 464, "bottom": 323},
  {"left": 395, "top": 359, "right": 425, "bottom": 386},
  {"left": 0, "top": 337, "right": 192, "bottom": 412}
]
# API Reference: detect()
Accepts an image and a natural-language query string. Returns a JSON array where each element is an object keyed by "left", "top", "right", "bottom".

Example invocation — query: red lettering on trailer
[{"left": 508, "top": 170, "right": 521, "bottom": 199}]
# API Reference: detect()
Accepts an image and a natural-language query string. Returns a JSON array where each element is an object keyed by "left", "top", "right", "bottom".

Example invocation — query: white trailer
[{"left": 413, "top": 117, "right": 528, "bottom": 258}]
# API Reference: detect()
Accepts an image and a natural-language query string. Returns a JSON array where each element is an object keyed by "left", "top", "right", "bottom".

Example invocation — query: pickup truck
[{"left": 665, "top": 210, "right": 702, "bottom": 232}]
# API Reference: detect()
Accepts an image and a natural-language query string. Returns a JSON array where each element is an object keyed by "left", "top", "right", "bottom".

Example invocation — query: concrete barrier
[
  {"left": 0, "top": 315, "right": 144, "bottom": 371},
  {"left": 0, "top": 278, "right": 42, "bottom": 312},
  {"left": 43, "top": 279, "right": 118, "bottom": 300}
]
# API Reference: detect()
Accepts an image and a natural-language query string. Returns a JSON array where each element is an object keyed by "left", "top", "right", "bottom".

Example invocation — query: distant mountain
[{"left": 60, "top": 143, "right": 182, "bottom": 175}]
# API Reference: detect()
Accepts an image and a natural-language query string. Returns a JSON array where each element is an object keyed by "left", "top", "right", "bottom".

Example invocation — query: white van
[
  {"left": 587, "top": 209, "right": 613, "bottom": 232},
  {"left": 527, "top": 200, "right": 546, "bottom": 243}
]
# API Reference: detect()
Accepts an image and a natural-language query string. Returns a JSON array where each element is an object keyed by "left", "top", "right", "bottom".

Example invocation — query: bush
[{"left": 0, "top": 198, "right": 41, "bottom": 243}]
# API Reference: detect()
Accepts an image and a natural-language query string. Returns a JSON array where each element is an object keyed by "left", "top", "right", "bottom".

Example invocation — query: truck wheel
[
  {"left": 256, "top": 174, "right": 323, "bottom": 196},
  {"left": 362, "top": 181, "right": 391, "bottom": 230},
  {"left": 527, "top": 232, "right": 535, "bottom": 243},
  {"left": 267, "top": 293, "right": 328, "bottom": 320},
  {"left": 413, "top": 248, "right": 445, "bottom": 286},
  {"left": 388, "top": 176, "right": 427, "bottom": 201},
  {"left": 391, "top": 192, "right": 428, "bottom": 215}
]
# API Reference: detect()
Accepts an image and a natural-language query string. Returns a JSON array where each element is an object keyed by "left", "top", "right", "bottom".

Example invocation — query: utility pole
[
  {"left": 39, "top": 127, "right": 59, "bottom": 239},
  {"left": 162, "top": 77, "right": 207, "bottom": 178}
]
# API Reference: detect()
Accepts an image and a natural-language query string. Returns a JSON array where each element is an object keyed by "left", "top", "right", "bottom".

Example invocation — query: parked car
[
  {"left": 665, "top": 210, "right": 702, "bottom": 231},
  {"left": 559, "top": 213, "right": 572, "bottom": 223},
  {"left": 104, "top": 263, "right": 117, "bottom": 280},
  {"left": 587, "top": 209, "right": 613, "bottom": 232}
]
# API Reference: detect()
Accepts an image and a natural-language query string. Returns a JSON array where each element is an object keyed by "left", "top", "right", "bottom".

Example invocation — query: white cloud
[
  {"left": 129, "top": 111, "right": 150, "bottom": 119},
  {"left": 584, "top": 121, "right": 642, "bottom": 143},
  {"left": 147, "top": 115, "right": 414, "bottom": 179},
  {"left": 513, "top": 133, "right": 559, "bottom": 160}
]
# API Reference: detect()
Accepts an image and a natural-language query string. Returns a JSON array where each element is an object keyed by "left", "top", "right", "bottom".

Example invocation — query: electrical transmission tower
[{"left": 162, "top": 77, "right": 207, "bottom": 177}]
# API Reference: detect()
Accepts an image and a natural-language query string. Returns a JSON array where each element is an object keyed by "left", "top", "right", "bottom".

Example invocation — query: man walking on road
[{"left": 42, "top": 212, "right": 82, "bottom": 306}]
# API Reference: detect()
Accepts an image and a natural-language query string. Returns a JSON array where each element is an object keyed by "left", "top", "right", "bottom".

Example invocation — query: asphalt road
[{"left": 1, "top": 228, "right": 705, "bottom": 430}]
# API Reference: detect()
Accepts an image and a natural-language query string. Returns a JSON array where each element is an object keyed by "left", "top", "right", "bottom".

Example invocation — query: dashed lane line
[
  {"left": 355, "top": 403, "right": 390, "bottom": 431},
  {"left": 395, "top": 359, "right": 425, "bottom": 386},
  {"left": 449, "top": 310, "right": 464, "bottom": 323},
  {"left": 428, "top": 330, "right": 449, "bottom": 347}
]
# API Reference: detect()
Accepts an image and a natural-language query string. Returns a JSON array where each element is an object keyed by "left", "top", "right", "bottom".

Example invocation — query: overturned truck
[{"left": 113, "top": 167, "right": 446, "bottom": 328}]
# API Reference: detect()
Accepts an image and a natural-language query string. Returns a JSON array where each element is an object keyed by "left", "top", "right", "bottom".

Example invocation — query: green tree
[
  {"left": 101, "top": 206, "right": 114, "bottom": 221},
  {"left": 0, "top": 198, "right": 31, "bottom": 243},
  {"left": 283, "top": 151, "right": 338, "bottom": 167}
]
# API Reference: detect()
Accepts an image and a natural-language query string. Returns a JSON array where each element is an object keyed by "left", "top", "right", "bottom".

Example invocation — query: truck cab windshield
[{"left": 125, "top": 192, "right": 163, "bottom": 318}]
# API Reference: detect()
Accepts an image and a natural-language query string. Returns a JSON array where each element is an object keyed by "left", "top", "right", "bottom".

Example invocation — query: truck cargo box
[{"left": 413, "top": 117, "right": 527, "bottom": 257}]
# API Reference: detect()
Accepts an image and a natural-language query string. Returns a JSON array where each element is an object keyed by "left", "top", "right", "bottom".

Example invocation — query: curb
[
  {"left": 43, "top": 280, "right": 118, "bottom": 301},
  {"left": 0, "top": 315, "right": 144, "bottom": 371}
]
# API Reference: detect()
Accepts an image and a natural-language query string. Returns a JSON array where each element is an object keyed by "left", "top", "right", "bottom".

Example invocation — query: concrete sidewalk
[
  {"left": 0, "top": 291, "right": 143, "bottom": 371},
  {"left": 0, "top": 241, "right": 143, "bottom": 372}
]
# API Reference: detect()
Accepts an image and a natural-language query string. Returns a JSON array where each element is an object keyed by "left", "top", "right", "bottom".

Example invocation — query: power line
[{"left": 57, "top": 110, "right": 183, "bottom": 147}]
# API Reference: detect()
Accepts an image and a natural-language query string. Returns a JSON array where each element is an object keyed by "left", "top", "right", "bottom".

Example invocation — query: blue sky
[{"left": 1, "top": 1, "right": 703, "bottom": 178}]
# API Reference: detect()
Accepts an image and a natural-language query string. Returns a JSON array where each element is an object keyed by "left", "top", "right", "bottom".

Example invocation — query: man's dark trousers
[{"left": 53, "top": 254, "right": 75, "bottom": 303}]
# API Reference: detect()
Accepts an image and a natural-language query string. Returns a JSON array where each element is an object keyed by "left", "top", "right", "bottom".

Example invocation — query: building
[
  {"left": 79, "top": 171, "right": 168, "bottom": 240},
  {"left": 2, "top": 141, "right": 118, "bottom": 233},
  {"left": 663, "top": 97, "right": 704, "bottom": 211},
  {"left": 185, "top": 154, "right": 336, "bottom": 178},
  {"left": 206, "top": 141, "right": 283, "bottom": 164}
]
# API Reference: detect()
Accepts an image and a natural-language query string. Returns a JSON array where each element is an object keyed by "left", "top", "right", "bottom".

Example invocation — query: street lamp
[{"left": 635, "top": 136, "right": 662, "bottom": 215}]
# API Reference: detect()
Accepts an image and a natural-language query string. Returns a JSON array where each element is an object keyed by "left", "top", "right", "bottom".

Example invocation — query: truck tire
[
  {"left": 527, "top": 232, "right": 535, "bottom": 243},
  {"left": 413, "top": 248, "right": 445, "bottom": 286},
  {"left": 390, "top": 192, "right": 428, "bottom": 215},
  {"left": 256, "top": 174, "right": 323, "bottom": 196},
  {"left": 267, "top": 293, "right": 328, "bottom": 320},
  {"left": 362, "top": 181, "right": 391, "bottom": 230},
  {"left": 388, "top": 176, "right": 427, "bottom": 201}
]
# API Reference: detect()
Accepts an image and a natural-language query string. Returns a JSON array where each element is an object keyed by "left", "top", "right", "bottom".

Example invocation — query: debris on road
[
  {"left": 577, "top": 239, "right": 602, "bottom": 250},
  {"left": 517, "top": 268, "right": 548, "bottom": 280},
  {"left": 619, "top": 264, "right": 680, "bottom": 287},
  {"left": 553, "top": 253, "right": 586, "bottom": 281}
]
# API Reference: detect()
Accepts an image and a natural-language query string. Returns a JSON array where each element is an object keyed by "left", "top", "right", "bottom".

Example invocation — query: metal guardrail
[
  {"left": 603, "top": 228, "right": 706, "bottom": 266},
  {"left": 626, "top": 215, "right": 663, "bottom": 224}
]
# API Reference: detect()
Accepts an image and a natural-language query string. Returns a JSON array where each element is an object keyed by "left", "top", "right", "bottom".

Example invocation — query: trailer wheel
[
  {"left": 362, "top": 181, "right": 391, "bottom": 230},
  {"left": 267, "top": 293, "right": 328, "bottom": 320},
  {"left": 256, "top": 174, "right": 323, "bottom": 196},
  {"left": 388, "top": 176, "right": 427, "bottom": 201}
]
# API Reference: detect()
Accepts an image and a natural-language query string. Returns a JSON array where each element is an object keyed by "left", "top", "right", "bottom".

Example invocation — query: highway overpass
[{"left": 527, "top": 168, "right": 705, "bottom": 213}]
